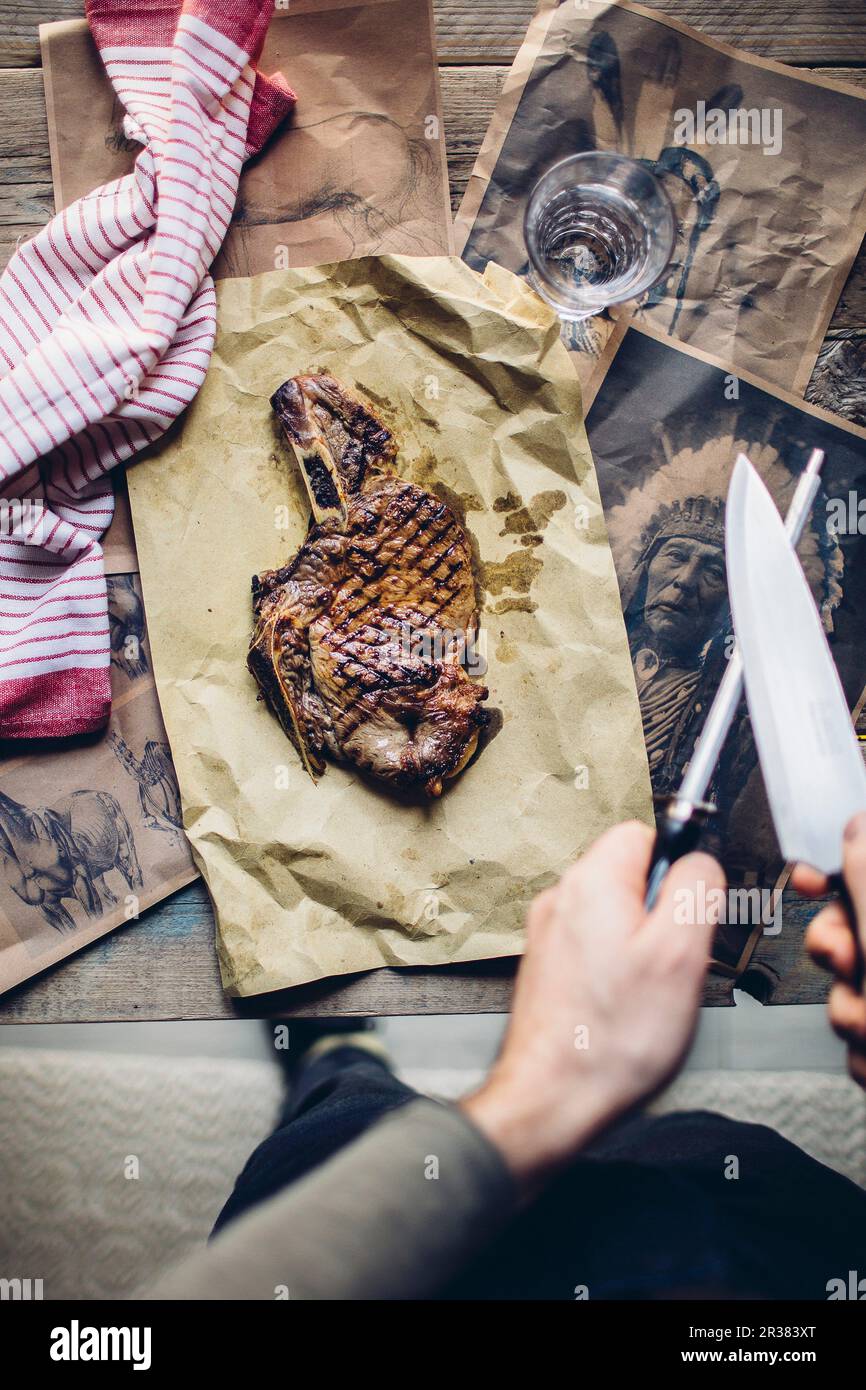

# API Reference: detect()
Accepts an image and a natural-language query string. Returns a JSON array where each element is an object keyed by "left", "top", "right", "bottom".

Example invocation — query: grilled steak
[{"left": 248, "top": 374, "right": 488, "bottom": 796}]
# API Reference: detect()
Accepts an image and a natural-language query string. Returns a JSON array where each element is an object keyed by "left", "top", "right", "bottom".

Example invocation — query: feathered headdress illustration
[{"left": 605, "top": 422, "right": 843, "bottom": 632}]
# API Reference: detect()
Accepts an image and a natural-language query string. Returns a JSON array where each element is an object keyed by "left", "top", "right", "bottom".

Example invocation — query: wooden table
[{"left": 1, "top": 0, "right": 864, "bottom": 1021}]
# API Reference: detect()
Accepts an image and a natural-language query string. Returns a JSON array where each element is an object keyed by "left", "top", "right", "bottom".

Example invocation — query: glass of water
[{"left": 523, "top": 151, "right": 676, "bottom": 321}]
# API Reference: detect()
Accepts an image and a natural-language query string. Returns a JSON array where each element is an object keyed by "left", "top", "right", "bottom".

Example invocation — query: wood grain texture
[
  {"left": 620, "top": 0, "right": 866, "bottom": 65},
  {"left": 4, "top": 0, "right": 866, "bottom": 68},
  {"left": 0, "top": 225, "right": 43, "bottom": 264},
  {"left": 0, "top": 871, "right": 833, "bottom": 1020},
  {"left": 0, "top": 881, "right": 518, "bottom": 1021},
  {"left": 808, "top": 332, "right": 866, "bottom": 427},
  {"left": 0, "top": 0, "right": 75, "bottom": 67},
  {"left": 436, "top": 0, "right": 866, "bottom": 65},
  {"left": 440, "top": 65, "right": 507, "bottom": 210},
  {"left": 0, "top": 68, "right": 52, "bottom": 224}
]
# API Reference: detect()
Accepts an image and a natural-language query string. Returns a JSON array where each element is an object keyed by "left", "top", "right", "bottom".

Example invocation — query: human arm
[{"left": 147, "top": 821, "right": 724, "bottom": 1298}]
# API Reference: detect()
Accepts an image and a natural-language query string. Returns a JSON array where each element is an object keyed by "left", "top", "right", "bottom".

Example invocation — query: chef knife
[
  {"left": 726, "top": 454, "right": 866, "bottom": 896},
  {"left": 644, "top": 448, "right": 824, "bottom": 908}
]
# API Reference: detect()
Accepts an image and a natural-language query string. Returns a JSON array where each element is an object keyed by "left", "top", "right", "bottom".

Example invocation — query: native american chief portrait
[{"left": 605, "top": 421, "right": 844, "bottom": 880}]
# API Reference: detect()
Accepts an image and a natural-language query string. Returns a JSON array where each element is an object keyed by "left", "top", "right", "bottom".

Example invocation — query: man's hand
[
  {"left": 798, "top": 811, "right": 866, "bottom": 1091},
  {"left": 461, "top": 821, "right": 724, "bottom": 1187}
]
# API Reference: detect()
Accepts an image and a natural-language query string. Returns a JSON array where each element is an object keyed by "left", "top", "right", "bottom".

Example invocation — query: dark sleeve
[{"left": 144, "top": 1098, "right": 516, "bottom": 1301}]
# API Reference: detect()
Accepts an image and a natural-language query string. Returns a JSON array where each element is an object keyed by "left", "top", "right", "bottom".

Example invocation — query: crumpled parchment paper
[{"left": 126, "top": 254, "right": 652, "bottom": 997}]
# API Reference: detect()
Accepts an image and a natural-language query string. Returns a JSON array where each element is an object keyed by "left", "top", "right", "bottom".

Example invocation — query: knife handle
[
  {"left": 645, "top": 798, "right": 716, "bottom": 911},
  {"left": 827, "top": 873, "right": 865, "bottom": 988}
]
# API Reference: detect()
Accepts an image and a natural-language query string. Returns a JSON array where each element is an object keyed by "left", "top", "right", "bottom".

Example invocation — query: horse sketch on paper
[
  {"left": 226, "top": 109, "right": 446, "bottom": 271},
  {"left": 0, "top": 788, "right": 143, "bottom": 934},
  {"left": 104, "top": 100, "right": 447, "bottom": 276}
]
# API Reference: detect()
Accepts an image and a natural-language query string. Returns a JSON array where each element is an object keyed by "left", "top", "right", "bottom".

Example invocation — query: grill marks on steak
[{"left": 248, "top": 376, "right": 488, "bottom": 796}]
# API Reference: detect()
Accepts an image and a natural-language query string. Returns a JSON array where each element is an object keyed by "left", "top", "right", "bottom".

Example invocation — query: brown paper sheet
[
  {"left": 0, "top": 577, "right": 198, "bottom": 996},
  {"left": 126, "top": 255, "right": 653, "bottom": 997},
  {"left": 0, "top": 3, "right": 453, "bottom": 1000},
  {"left": 40, "top": 0, "right": 453, "bottom": 274},
  {"left": 40, "top": 0, "right": 452, "bottom": 563},
  {"left": 584, "top": 321, "right": 866, "bottom": 968},
  {"left": 454, "top": 0, "right": 866, "bottom": 397}
]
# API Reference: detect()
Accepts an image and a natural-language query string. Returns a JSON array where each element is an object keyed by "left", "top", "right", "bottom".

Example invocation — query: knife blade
[
  {"left": 726, "top": 453, "right": 866, "bottom": 875},
  {"left": 643, "top": 448, "right": 824, "bottom": 908}
]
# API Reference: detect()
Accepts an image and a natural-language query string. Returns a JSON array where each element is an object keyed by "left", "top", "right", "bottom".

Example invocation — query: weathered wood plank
[
  {"left": 0, "top": 864, "right": 832, "bottom": 1020},
  {"left": 0, "top": 873, "right": 774, "bottom": 1020},
  {"left": 807, "top": 331, "right": 866, "bottom": 427},
  {"left": 434, "top": 0, "right": 536, "bottom": 63},
  {"left": 809, "top": 66, "right": 866, "bottom": 89},
  {"left": 0, "top": 880, "right": 520, "bottom": 1021},
  {"left": 627, "top": 0, "right": 866, "bottom": 66},
  {"left": 0, "top": 78, "right": 51, "bottom": 230},
  {"left": 0, "top": 224, "right": 43, "bottom": 265},
  {"left": 440, "top": 64, "right": 507, "bottom": 210},
  {"left": 0, "top": 0, "right": 84, "bottom": 67},
  {"left": 0, "top": 67, "right": 52, "bottom": 225},
  {"left": 0, "top": 181, "right": 52, "bottom": 224},
  {"left": 4, "top": 0, "right": 866, "bottom": 69},
  {"left": 0, "top": 67, "right": 48, "bottom": 154}
]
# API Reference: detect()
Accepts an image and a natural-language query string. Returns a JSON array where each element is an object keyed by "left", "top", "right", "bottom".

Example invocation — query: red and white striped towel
[{"left": 0, "top": 0, "right": 293, "bottom": 739}]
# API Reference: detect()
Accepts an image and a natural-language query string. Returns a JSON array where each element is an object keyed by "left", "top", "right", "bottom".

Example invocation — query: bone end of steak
[{"left": 271, "top": 374, "right": 396, "bottom": 528}]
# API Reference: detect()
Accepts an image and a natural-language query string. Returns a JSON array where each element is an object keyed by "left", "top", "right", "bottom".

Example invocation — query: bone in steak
[{"left": 248, "top": 375, "right": 489, "bottom": 796}]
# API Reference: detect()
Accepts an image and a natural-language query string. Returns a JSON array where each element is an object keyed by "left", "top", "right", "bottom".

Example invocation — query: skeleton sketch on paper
[{"left": 110, "top": 733, "right": 185, "bottom": 849}]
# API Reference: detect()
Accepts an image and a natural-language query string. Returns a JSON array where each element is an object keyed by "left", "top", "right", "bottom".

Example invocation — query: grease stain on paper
[{"left": 484, "top": 488, "right": 567, "bottom": 614}]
